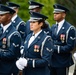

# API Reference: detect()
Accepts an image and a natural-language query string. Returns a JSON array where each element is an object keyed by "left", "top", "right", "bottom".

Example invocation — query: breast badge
[
  {"left": 34, "top": 45, "right": 39, "bottom": 52},
  {"left": 60, "top": 34, "right": 65, "bottom": 43},
  {"left": 2, "top": 38, "right": 7, "bottom": 48}
]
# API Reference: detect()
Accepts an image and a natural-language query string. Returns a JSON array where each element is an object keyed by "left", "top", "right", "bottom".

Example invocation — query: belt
[
  {"left": 0, "top": 48, "right": 8, "bottom": 52},
  {"left": 26, "top": 58, "right": 40, "bottom": 61}
]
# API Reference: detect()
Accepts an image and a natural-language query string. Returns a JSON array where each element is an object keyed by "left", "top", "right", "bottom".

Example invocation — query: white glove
[
  {"left": 19, "top": 57, "right": 27, "bottom": 67},
  {"left": 20, "top": 49, "right": 24, "bottom": 54},
  {"left": 73, "top": 52, "right": 76, "bottom": 60},
  {"left": 16, "top": 59, "right": 24, "bottom": 70}
]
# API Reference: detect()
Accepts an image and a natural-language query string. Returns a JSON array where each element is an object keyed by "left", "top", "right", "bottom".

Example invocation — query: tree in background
[
  {"left": 0, "top": 0, "right": 76, "bottom": 27},
  {"left": 9, "top": 0, "right": 30, "bottom": 23},
  {"left": 36, "top": 0, "right": 55, "bottom": 25},
  {"left": 0, "top": 0, "right": 9, "bottom": 4},
  {"left": 1, "top": 0, "right": 55, "bottom": 26}
]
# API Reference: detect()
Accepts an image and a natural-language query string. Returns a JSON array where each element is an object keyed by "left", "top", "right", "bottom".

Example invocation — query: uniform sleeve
[
  {"left": 0, "top": 32, "right": 21, "bottom": 60},
  {"left": 43, "top": 21, "right": 51, "bottom": 36},
  {"left": 53, "top": 26, "right": 76, "bottom": 53},
  {"left": 75, "top": 28, "right": 76, "bottom": 46},
  {"left": 17, "top": 21, "right": 26, "bottom": 42},
  {"left": 27, "top": 37, "right": 53, "bottom": 68},
  {"left": 25, "top": 21, "right": 32, "bottom": 37},
  {"left": 50, "top": 25, "right": 54, "bottom": 37}
]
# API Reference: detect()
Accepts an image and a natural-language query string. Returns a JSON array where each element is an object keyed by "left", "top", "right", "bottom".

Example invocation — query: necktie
[{"left": 0, "top": 25, "right": 3, "bottom": 35}]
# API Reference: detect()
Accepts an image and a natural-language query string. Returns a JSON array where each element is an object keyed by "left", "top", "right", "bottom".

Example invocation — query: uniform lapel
[
  {"left": 54, "top": 24, "right": 58, "bottom": 35},
  {"left": 0, "top": 27, "right": 3, "bottom": 36},
  {"left": 29, "top": 31, "right": 43, "bottom": 48},
  {"left": 24, "top": 34, "right": 32, "bottom": 49},
  {"left": 12, "top": 16, "right": 19, "bottom": 27},
  {"left": 53, "top": 24, "right": 58, "bottom": 38},
  {"left": 0, "top": 25, "right": 12, "bottom": 40}
]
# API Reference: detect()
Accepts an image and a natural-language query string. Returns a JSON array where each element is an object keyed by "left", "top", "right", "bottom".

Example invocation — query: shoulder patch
[
  {"left": 7, "top": 31, "right": 21, "bottom": 47},
  {"left": 21, "top": 21, "right": 26, "bottom": 26},
  {"left": 13, "top": 32, "right": 20, "bottom": 37},
  {"left": 13, "top": 43, "right": 19, "bottom": 47},
  {"left": 16, "top": 21, "right": 25, "bottom": 30},
  {"left": 48, "top": 37, "right": 52, "bottom": 41}
]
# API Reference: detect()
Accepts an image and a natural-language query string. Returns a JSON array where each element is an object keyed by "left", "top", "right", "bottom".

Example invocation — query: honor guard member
[
  {"left": 25, "top": 1, "right": 51, "bottom": 37},
  {"left": 16, "top": 12, "right": 53, "bottom": 75},
  {"left": 49, "top": 4, "right": 76, "bottom": 75},
  {"left": 73, "top": 28, "right": 76, "bottom": 56},
  {"left": 73, "top": 28, "right": 76, "bottom": 75},
  {"left": 0, "top": 4, "right": 21, "bottom": 75},
  {"left": 6, "top": 2, "right": 26, "bottom": 43}
]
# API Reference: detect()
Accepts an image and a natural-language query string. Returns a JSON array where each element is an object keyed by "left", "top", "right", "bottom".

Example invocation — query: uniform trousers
[
  {"left": 0, "top": 73, "right": 11, "bottom": 75},
  {"left": 49, "top": 66, "right": 69, "bottom": 75}
]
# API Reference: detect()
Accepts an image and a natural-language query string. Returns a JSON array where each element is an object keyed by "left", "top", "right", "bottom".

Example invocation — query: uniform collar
[
  {"left": 32, "top": 30, "right": 42, "bottom": 38},
  {"left": 11, "top": 14, "right": 17, "bottom": 22},
  {"left": 1, "top": 22, "right": 12, "bottom": 33},
  {"left": 56, "top": 19, "right": 65, "bottom": 34},
  {"left": 56, "top": 19, "right": 65, "bottom": 27}
]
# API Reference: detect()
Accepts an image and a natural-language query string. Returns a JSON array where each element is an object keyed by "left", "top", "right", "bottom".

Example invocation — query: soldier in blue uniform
[
  {"left": 6, "top": 2, "right": 26, "bottom": 42},
  {"left": 49, "top": 4, "right": 76, "bottom": 75},
  {"left": 73, "top": 28, "right": 76, "bottom": 75},
  {"left": 0, "top": 4, "right": 21, "bottom": 75},
  {"left": 16, "top": 12, "right": 53, "bottom": 75},
  {"left": 25, "top": 1, "right": 51, "bottom": 37}
]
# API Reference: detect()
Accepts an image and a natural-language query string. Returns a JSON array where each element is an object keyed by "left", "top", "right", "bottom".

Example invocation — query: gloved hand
[
  {"left": 16, "top": 59, "right": 24, "bottom": 70},
  {"left": 19, "top": 57, "right": 27, "bottom": 67},
  {"left": 73, "top": 52, "right": 76, "bottom": 60},
  {"left": 20, "top": 49, "right": 24, "bottom": 54}
]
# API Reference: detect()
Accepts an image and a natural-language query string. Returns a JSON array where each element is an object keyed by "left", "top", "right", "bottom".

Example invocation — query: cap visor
[
  {"left": 29, "top": 19, "right": 38, "bottom": 22},
  {"left": 0, "top": 11, "right": 9, "bottom": 15},
  {"left": 53, "top": 9, "right": 65, "bottom": 13},
  {"left": 9, "top": 7, "right": 17, "bottom": 9},
  {"left": 28, "top": 6, "right": 39, "bottom": 10}
]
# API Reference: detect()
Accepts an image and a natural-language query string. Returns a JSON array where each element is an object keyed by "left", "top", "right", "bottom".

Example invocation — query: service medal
[
  {"left": 34, "top": 45, "right": 39, "bottom": 52},
  {"left": 2, "top": 38, "right": 6, "bottom": 44},
  {"left": 37, "top": 49, "right": 39, "bottom": 52},
  {"left": 2, "top": 45, "right": 6, "bottom": 48},
  {"left": 2, "top": 38, "right": 7, "bottom": 48},
  {"left": 60, "top": 34, "right": 65, "bottom": 43},
  {"left": 34, "top": 49, "right": 37, "bottom": 52}
]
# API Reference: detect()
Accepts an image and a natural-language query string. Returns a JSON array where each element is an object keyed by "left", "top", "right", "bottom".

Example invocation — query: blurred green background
[{"left": 0, "top": 0, "right": 76, "bottom": 27}]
